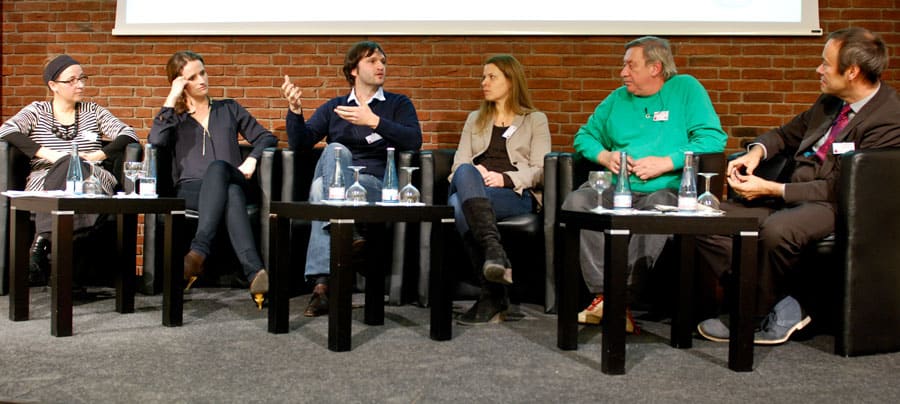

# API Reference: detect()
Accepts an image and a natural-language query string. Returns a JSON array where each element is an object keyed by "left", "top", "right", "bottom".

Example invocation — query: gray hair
[{"left": 625, "top": 36, "right": 678, "bottom": 80}]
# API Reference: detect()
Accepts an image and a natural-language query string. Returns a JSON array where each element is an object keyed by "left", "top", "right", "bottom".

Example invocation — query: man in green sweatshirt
[{"left": 562, "top": 36, "right": 726, "bottom": 331}]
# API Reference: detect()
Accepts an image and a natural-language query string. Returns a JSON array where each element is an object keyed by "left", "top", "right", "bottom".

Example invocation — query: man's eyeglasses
[{"left": 55, "top": 75, "right": 89, "bottom": 86}]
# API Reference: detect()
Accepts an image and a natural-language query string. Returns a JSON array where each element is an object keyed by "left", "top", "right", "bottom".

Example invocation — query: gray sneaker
[
  {"left": 697, "top": 318, "right": 730, "bottom": 342},
  {"left": 753, "top": 296, "right": 811, "bottom": 345}
]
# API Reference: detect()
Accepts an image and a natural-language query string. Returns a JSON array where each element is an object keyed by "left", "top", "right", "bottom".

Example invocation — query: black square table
[
  {"left": 556, "top": 209, "right": 759, "bottom": 374},
  {"left": 8, "top": 195, "right": 186, "bottom": 336},
  {"left": 266, "top": 201, "right": 454, "bottom": 351}
]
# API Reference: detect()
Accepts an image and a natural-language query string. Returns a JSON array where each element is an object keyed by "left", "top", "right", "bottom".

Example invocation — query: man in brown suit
[{"left": 697, "top": 27, "right": 900, "bottom": 345}]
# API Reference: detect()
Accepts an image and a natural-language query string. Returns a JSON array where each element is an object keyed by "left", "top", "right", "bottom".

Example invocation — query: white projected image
[{"left": 114, "top": 0, "right": 821, "bottom": 36}]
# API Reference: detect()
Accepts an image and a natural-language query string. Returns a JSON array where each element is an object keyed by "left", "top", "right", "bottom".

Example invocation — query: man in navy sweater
[{"left": 282, "top": 41, "right": 422, "bottom": 317}]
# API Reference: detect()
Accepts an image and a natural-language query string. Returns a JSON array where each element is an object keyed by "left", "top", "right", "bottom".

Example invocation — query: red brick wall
[{"left": 2, "top": 0, "right": 898, "bottom": 273}]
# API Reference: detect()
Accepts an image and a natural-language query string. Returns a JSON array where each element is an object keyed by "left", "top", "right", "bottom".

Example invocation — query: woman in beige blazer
[{"left": 449, "top": 55, "right": 551, "bottom": 325}]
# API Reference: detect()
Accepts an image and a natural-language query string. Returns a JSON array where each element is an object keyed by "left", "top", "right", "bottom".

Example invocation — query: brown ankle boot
[{"left": 183, "top": 250, "right": 206, "bottom": 291}]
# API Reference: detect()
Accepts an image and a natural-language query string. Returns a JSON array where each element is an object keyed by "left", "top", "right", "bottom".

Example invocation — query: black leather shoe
[
  {"left": 303, "top": 283, "right": 329, "bottom": 317},
  {"left": 28, "top": 235, "right": 51, "bottom": 286}
]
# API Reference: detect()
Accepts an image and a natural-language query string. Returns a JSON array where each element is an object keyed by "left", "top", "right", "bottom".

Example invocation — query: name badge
[
  {"left": 365, "top": 133, "right": 383, "bottom": 144},
  {"left": 653, "top": 111, "right": 669, "bottom": 122},
  {"left": 832, "top": 142, "right": 855, "bottom": 155},
  {"left": 81, "top": 131, "right": 99, "bottom": 142},
  {"left": 501, "top": 125, "right": 517, "bottom": 139}
]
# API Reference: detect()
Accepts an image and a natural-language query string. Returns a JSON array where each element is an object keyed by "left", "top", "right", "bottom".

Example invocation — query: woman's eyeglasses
[{"left": 55, "top": 75, "right": 89, "bottom": 86}]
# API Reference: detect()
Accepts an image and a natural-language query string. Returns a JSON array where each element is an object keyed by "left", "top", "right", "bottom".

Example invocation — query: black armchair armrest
[
  {"left": 835, "top": 148, "right": 900, "bottom": 356},
  {"left": 0, "top": 140, "right": 30, "bottom": 295}
]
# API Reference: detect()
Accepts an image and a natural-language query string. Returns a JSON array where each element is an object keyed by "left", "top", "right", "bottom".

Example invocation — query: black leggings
[{"left": 177, "top": 160, "right": 263, "bottom": 280}]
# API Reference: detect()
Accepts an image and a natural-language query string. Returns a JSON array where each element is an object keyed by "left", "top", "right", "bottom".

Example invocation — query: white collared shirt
[{"left": 348, "top": 87, "right": 386, "bottom": 105}]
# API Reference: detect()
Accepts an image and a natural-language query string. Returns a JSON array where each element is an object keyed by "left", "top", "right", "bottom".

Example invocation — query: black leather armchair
[
  {"left": 1, "top": 139, "right": 141, "bottom": 295},
  {"left": 258, "top": 147, "right": 415, "bottom": 302},
  {"left": 741, "top": 148, "right": 900, "bottom": 356},
  {"left": 140, "top": 144, "right": 273, "bottom": 294},
  {"left": 552, "top": 152, "right": 727, "bottom": 314},
  {"left": 418, "top": 149, "right": 560, "bottom": 312}
]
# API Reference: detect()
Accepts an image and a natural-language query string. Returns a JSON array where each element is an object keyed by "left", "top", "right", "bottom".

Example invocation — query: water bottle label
[
  {"left": 328, "top": 187, "right": 345, "bottom": 200},
  {"left": 613, "top": 194, "right": 631, "bottom": 209},
  {"left": 381, "top": 189, "right": 399, "bottom": 202},
  {"left": 678, "top": 197, "right": 698, "bottom": 211},
  {"left": 140, "top": 178, "right": 157, "bottom": 197},
  {"left": 66, "top": 181, "right": 83, "bottom": 195}
]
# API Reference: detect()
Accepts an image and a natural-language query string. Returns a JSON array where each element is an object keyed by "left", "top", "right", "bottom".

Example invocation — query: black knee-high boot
[
  {"left": 29, "top": 233, "right": 51, "bottom": 286},
  {"left": 461, "top": 198, "right": 512, "bottom": 285},
  {"left": 457, "top": 232, "right": 509, "bottom": 325}
]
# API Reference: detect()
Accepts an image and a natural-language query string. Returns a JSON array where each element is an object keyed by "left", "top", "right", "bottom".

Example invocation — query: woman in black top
[{"left": 148, "top": 51, "right": 277, "bottom": 309}]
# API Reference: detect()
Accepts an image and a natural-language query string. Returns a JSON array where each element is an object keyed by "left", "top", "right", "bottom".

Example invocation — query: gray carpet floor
[{"left": 1, "top": 286, "right": 898, "bottom": 403}]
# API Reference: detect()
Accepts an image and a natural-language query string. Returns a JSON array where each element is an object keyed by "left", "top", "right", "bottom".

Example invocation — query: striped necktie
[{"left": 815, "top": 104, "right": 852, "bottom": 161}]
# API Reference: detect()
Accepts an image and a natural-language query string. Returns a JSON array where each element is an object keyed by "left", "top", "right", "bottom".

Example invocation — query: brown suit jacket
[
  {"left": 756, "top": 83, "right": 900, "bottom": 204},
  {"left": 450, "top": 110, "right": 552, "bottom": 204}
]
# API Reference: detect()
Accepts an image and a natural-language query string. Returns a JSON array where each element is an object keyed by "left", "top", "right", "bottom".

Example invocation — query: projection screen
[{"left": 112, "top": 0, "right": 822, "bottom": 36}]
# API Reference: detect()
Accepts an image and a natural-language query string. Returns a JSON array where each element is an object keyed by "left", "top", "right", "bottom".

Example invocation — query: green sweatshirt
[{"left": 573, "top": 74, "right": 726, "bottom": 193}]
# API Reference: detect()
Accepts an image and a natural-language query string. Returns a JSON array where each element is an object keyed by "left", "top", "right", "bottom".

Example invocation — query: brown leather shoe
[
  {"left": 303, "top": 283, "right": 329, "bottom": 317},
  {"left": 183, "top": 250, "right": 206, "bottom": 291}
]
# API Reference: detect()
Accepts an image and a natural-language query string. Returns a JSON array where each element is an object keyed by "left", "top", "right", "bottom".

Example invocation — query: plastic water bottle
[
  {"left": 381, "top": 147, "right": 399, "bottom": 203},
  {"left": 613, "top": 151, "right": 632, "bottom": 209},
  {"left": 140, "top": 144, "right": 158, "bottom": 196},
  {"left": 678, "top": 151, "right": 698, "bottom": 211},
  {"left": 328, "top": 147, "right": 346, "bottom": 200},
  {"left": 65, "top": 143, "right": 83, "bottom": 195}
]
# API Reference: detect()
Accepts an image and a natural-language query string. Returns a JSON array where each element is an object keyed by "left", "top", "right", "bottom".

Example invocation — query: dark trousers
[
  {"left": 696, "top": 199, "right": 835, "bottom": 317},
  {"left": 178, "top": 160, "right": 263, "bottom": 280}
]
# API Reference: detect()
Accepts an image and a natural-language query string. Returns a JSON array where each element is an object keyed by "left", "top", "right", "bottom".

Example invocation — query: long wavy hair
[
  {"left": 475, "top": 54, "right": 536, "bottom": 130},
  {"left": 165, "top": 50, "right": 205, "bottom": 114}
]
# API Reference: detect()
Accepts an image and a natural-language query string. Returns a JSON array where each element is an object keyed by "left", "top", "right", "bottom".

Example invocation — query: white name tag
[
  {"left": 502, "top": 125, "right": 517, "bottom": 139},
  {"left": 365, "top": 133, "right": 383, "bottom": 144},
  {"left": 653, "top": 111, "right": 669, "bottom": 122},
  {"left": 81, "top": 131, "right": 99, "bottom": 142},
  {"left": 832, "top": 142, "right": 855, "bottom": 155}
]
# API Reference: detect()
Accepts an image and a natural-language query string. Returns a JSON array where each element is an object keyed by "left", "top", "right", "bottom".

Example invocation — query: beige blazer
[{"left": 450, "top": 110, "right": 552, "bottom": 206}]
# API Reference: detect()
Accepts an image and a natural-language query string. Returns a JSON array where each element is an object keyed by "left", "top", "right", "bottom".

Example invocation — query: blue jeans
[
  {"left": 305, "top": 143, "right": 383, "bottom": 279},
  {"left": 448, "top": 164, "right": 533, "bottom": 235}
]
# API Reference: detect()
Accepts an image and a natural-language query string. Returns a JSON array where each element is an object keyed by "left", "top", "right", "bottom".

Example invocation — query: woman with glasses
[
  {"left": 0, "top": 54, "right": 139, "bottom": 286},
  {"left": 148, "top": 51, "right": 277, "bottom": 309}
]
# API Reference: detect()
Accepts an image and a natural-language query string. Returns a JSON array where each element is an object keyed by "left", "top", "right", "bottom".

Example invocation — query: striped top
[{"left": 0, "top": 101, "right": 139, "bottom": 192}]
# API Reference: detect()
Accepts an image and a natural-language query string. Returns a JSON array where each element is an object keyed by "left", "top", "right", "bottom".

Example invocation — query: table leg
[
  {"left": 115, "top": 214, "right": 137, "bottom": 314},
  {"left": 557, "top": 222, "right": 580, "bottom": 350},
  {"left": 671, "top": 235, "right": 695, "bottom": 348},
  {"left": 430, "top": 218, "right": 453, "bottom": 341},
  {"left": 9, "top": 207, "right": 30, "bottom": 321},
  {"left": 51, "top": 210, "right": 74, "bottom": 337},
  {"left": 162, "top": 211, "right": 184, "bottom": 327},
  {"left": 601, "top": 228, "right": 629, "bottom": 375},
  {"left": 268, "top": 214, "right": 291, "bottom": 334},
  {"left": 729, "top": 230, "right": 758, "bottom": 371},
  {"left": 328, "top": 219, "right": 354, "bottom": 352},
  {"left": 364, "top": 224, "right": 385, "bottom": 326}
]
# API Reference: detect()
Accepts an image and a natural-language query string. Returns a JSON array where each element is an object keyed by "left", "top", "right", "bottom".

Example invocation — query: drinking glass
[
  {"left": 123, "top": 161, "right": 143, "bottom": 195},
  {"left": 345, "top": 166, "right": 368, "bottom": 203},
  {"left": 587, "top": 170, "right": 613, "bottom": 208},
  {"left": 82, "top": 161, "right": 104, "bottom": 196},
  {"left": 697, "top": 172, "right": 721, "bottom": 210},
  {"left": 399, "top": 167, "right": 420, "bottom": 204}
]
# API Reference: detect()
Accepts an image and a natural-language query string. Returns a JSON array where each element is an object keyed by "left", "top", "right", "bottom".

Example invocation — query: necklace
[{"left": 51, "top": 102, "right": 80, "bottom": 140}]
